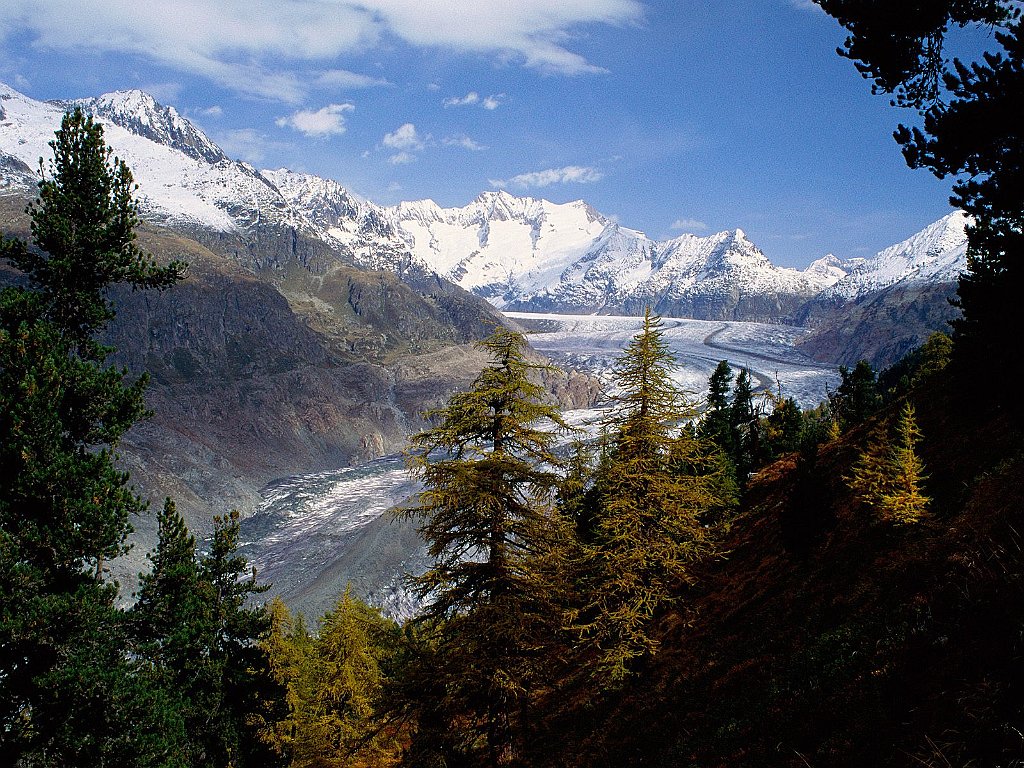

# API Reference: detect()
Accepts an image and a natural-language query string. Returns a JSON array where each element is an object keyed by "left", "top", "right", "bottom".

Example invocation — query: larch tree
[
  {"left": 847, "top": 403, "right": 930, "bottom": 524},
  {"left": 400, "top": 326, "right": 575, "bottom": 766},
  {"left": 576, "top": 309, "right": 718, "bottom": 682},
  {"left": 881, "top": 403, "right": 931, "bottom": 524}
]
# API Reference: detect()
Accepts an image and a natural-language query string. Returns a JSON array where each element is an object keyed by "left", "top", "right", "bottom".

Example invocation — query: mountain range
[
  {"left": 1, "top": 82, "right": 969, "bottom": 331},
  {"left": 0, "top": 82, "right": 969, "bottom": 587}
]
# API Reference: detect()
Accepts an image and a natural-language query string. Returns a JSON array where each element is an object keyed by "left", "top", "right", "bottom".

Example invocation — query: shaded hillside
[
  {"left": 0, "top": 195, "right": 517, "bottom": 583},
  {"left": 796, "top": 281, "right": 959, "bottom": 369},
  {"left": 562, "top": 381, "right": 1023, "bottom": 767}
]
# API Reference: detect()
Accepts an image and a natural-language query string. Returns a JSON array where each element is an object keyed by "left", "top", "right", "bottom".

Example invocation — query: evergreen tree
[
  {"left": 699, "top": 360, "right": 735, "bottom": 456},
  {"left": 832, "top": 360, "right": 882, "bottom": 429},
  {"left": 763, "top": 396, "right": 804, "bottom": 460},
  {"left": 131, "top": 506, "right": 286, "bottom": 767},
  {"left": 197, "top": 510, "right": 286, "bottom": 767},
  {"left": 401, "top": 326, "right": 574, "bottom": 766},
  {"left": 130, "top": 499, "right": 215, "bottom": 766},
  {"left": 576, "top": 310, "right": 717, "bottom": 681},
  {"left": 911, "top": 332, "right": 953, "bottom": 387},
  {"left": 729, "top": 368, "right": 757, "bottom": 478},
  {"left": 0, "top": 108, "right": 183, "bottom": 763},
  {"left": 814, "top": 1, "right": 1024, "bottom": 418}
]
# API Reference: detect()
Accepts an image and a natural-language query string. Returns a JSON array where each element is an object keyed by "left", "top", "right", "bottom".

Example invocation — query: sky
[{"left": 0, "top": 0, "right": 968, "bottom": 267}]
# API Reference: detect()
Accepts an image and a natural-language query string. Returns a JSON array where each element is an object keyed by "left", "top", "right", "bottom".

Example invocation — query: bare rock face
[
  {"left": 796, "top": 282, "right": 959, "bottom": 370},
  {"left": 0, "top": 197, "right": 508, "bottom": 583},
  {"left": 1, "top": 188, "right": 602, "bottom": 602}
]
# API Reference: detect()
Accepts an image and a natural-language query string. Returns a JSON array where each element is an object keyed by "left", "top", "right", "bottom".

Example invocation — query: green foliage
[
  {"left": 832, "top": 360, "right": 881, "bottom": 430},
  {"left": 764, "top": 397, "right": 803, "bottom": 456},
  {"left": 131, "top": 505, "right": 286, "bottom": 767},
  {"left": 4, "top": 109, "right": 184, "bottom": 345},
  {"left": 879, "top": 332, "right": 953, "bottom": 400},
  {"left": 814, "top": 1, "right": 1024, "bottom": 420},
  {"left": 0, "top": 108, "right": 184, "bottom": 764},
  {"left": 698, "top": 360, "right": 735, "bottom": 455}
]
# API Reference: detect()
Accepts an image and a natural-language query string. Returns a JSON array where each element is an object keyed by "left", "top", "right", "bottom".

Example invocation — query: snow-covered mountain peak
[
  {"left": 72, "top": 90, "right": 227, "bottom": 165},
  {"left": 822, "top": 210, "right": 970, "bottom": 302},
  {"left": 804, "top": 254, "right": 848, "bottom": 285},
  {"left": 264, "top": 167, "right": 400, "bottom": 240},
  {"left": 0, "top": 82, "right": 970, "bottom": 324}
]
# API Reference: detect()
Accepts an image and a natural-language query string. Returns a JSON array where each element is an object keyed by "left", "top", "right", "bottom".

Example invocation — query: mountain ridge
[{"left": 0, "top": 81, "right": 969, "bottom": 335}]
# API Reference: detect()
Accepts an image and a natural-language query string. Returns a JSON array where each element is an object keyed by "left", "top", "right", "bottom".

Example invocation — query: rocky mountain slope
[
  {"left": 0, "top": 80, "right": 974, "bottom": 610},
  {"left": 2, "top": 83, "right": 970, "bottom": 333},
  {"left": 0, "top": 84, "right": 544, "bottom": 587},
  {"left": 797, "top": 212, "right": 969, "bottom": 367}
]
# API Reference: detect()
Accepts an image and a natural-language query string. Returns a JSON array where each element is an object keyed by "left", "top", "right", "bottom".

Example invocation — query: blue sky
[{"left": 0, "top": 0, "right": 962, "bottom": 267}]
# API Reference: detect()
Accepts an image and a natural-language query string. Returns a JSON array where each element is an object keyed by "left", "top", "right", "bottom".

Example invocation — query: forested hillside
[{"left": 1, "top": 1, "right": 1022, "bottom": 765}]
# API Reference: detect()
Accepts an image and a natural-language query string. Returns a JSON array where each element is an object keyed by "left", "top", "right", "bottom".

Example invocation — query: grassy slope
[{"left": 574, "top": 381, "right": 1023, "bottom": 767}]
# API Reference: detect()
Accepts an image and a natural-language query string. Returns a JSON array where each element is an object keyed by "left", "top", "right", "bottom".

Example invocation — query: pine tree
[
  {"left": 197, "top": 510, "right": 286, "bottom": 767},
  {"left": 764, "top": 396, "right": 804, "bottom": 460},
  {"left": 130, "top": 499, "right": 216, "bottom": 766},
  {"left": 833, "top": 360, "right": 881, "bottom": 429},
  {"left": 131, "top": 506, "right": 287, "bottom": 766},
  {"left": 699, "top": 360, "right": 735, "bottom": 457},
  {"left": 814, "top": 1, "right": 1023, "bottom": 419},
  {"left": 729, "top": 367, "right": 757, "bottom": 478},
  {"left": 0, "top": 108, "right": 183, "bottom": 763},
  {"left": 401, "top": 326, "right": 574, "bottom": 766},
  {"left": 577, "top": 309, "right": 717, "bottom": 681}
]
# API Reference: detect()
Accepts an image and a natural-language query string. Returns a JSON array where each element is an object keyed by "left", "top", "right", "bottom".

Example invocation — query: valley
[{"left": 242, "top": 311, "right": 840, "bottom": 621}]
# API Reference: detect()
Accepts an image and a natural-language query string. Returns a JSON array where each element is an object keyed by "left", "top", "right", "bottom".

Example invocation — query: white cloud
[
  {"left": 276, "top": 103, "right": 355, "bottom": 137},
  {"left": 0, "top": 0, "right": 642, "bottom": 100},
  {"left": 214, "top": 128, "right": 273, "bottom": 164},
  {"left": 200, "top": 105, "right": 223, "bottom": 118},
  {"left": 444, "top": 134, "right": 486, "bottom": 151},
  {"left": 388, "top": 151, "right": 416, "bottom": 165},
  {"left": 383, "top": 123, "right": 425, "bottom": 151},
  {"left": 317, "top": 69, "right": 389, "bottom": 89},
  {"left": 671, "top": 218, "right": 708, "bottom": 232},
  {"left": 789, "top": 0, "right": 824, "bottom": 11},
  {"left": 491, "top": 165, "right": 604, "bottom": 189},
  {"left": 445, "top": 91, "right": 505, "bottom": 109},
  {"left": 443, "top": 91, "right": 480, "bottom": 107}
]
